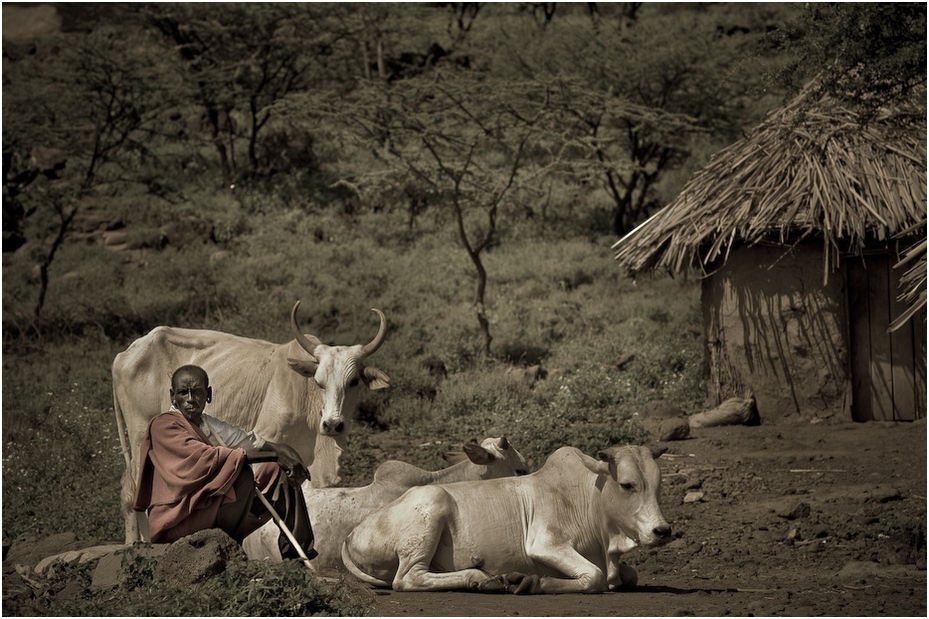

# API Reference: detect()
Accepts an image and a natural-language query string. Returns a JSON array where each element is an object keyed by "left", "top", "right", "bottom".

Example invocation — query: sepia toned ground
[
  {"left": 3, "top": 419, "right": 924, "bottom": 616},
  {"left": 361, "top": 419, "right": 926, "bottom": 617}
]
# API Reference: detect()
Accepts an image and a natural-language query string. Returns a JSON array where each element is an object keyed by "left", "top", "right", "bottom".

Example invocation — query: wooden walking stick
[{"left": 254, "top": 488, "right": 314, "bottom": 569}]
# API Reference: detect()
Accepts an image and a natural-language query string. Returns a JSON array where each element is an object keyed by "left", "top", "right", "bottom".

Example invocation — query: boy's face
[{"left": 170, "top": 370, "right": 211, "bottom": 422}]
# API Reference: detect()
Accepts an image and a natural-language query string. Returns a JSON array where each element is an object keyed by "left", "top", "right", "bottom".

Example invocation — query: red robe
[{"left": 133, "top": 410, "right": 247, "bottom": 543}]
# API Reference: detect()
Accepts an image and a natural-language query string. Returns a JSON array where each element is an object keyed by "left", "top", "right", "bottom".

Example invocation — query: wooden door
[{"left": 847, "top": 252, "right": 926, "bottom": 421}]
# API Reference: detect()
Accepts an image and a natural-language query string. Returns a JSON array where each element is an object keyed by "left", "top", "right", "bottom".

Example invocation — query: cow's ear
[
  {"left": 463, "top": 442, "right": 495, "bottom": 465},
  {"left": 287, "top": 357, "right": 318, "bottom": 377},
  {"left": 443, "top": 451, "right": 467, "bottom": 465},
  {"left": 497, "top": 436, "right": 510, "bottom": 451},
  {"left": 362, "top": 366, "right": 390, "bottom": 390}
]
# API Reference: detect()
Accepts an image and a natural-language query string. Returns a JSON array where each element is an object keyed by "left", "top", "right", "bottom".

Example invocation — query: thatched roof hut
[{"left": 613, "top": 87, "right": 926, "bottom": 422}]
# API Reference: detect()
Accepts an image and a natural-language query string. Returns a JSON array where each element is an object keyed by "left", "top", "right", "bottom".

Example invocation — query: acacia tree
[
  {"left": 767, "top": 2, "right": 926, "bottom": 118},
  {"left": 144, "top": 3, "right": 341, "bottom": 185},
  {"left": 2, "top": 25, "right": 183, "bottom": 334},
  {"left": 495, "top": 4, "right": 776, "bottom": 236},
  {"left": 326, "top": 70, "right": 557, "bottom": 356}
]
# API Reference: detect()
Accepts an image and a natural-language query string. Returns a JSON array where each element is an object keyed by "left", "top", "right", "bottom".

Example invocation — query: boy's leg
[{"left": 215, "top": 466, "right": 257, "bottom": 542}]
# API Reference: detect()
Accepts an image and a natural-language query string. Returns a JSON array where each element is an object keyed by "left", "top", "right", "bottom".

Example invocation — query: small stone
[
  {"left": 775, "top": 501, "right": 811, "bottom": 520},
  {"left": 683, "top": 491, "right": 705, "bottom": 504}
]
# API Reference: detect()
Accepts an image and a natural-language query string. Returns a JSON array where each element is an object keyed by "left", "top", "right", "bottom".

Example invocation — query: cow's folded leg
[
  {"left": 395, "top": 561, "right": 496, "bottom": 592},
  {"left": 503, "top": 572, "right": 541, "bottom": 594},
  {"left": 525, "top": 541, "right": 607, "bottom": 593},
  {"left": 475, "top": 575, "right": 508, "bottom": 592}
]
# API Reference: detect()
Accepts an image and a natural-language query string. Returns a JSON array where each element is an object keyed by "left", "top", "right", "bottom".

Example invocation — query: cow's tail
[{"left": 340, "top": 539, "right": 391, "bottom": 588}]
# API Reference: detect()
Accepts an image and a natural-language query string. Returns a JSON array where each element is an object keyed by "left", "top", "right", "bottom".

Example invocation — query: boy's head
[{"left": 170, "top": 365, "right": 212, "bottom": 421}]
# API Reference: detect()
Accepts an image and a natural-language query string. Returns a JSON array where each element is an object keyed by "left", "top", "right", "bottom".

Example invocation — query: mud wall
[{"left": 702, "top": 244, "right": 851, "bottom": 421}]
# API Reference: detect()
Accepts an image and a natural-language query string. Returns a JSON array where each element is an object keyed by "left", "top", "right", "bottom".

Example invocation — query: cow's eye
[
  {"left": 620, "top": 482, "right": 635, "bottom": 491},
  {"left": 349, "top": 377, "right": 360, "bottom": 388}
]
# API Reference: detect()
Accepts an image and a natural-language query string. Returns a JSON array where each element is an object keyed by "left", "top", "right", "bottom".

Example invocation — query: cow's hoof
[
  {"left": 504, "top": 572, "right": 540, "bottom": 595},
  {"left": 475, "top": 576, "right": 507, "bottom": 592}
]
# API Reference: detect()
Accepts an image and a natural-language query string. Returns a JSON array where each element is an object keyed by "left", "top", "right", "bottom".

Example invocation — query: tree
[
  {"left": 326, "top": 70, "right": 558, "bottom": 356},
  {"left": 491, "top": 4, "right": 783, "bottom": 236},
  {"left": 767, "top": 3, "right": 927, "bottom": 118},
  {"left": 144, "top": 3, "right": 339, "bottom": 186},
  {"left": 2, "top": 25, "right": 183, "bottom": 334}
]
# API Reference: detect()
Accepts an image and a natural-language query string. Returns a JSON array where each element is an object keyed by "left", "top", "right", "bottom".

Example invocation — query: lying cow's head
[
  {"left": 287, "top": 300, "right": 390, "bottom": 437},
  {"left": 443, "top": 436, "right": 531, "bottom": 478},
  {"left": 584, "top": 445, "right": 672, "bottom": 549}
]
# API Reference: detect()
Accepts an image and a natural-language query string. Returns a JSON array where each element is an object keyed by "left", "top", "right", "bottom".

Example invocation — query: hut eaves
[{"left": 612, "top": 88, "right": 927, "bottom": 289}]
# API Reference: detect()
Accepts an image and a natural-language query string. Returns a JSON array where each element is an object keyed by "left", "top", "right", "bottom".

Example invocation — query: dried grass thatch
[
  {"left": 889, "top": 219, "right": 927, "bottom": 332},
  {"left": 612, "top": 86, "right": 926, "bottom": 290}
]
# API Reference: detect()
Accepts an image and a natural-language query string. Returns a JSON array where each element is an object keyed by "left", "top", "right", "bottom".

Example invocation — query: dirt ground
[
  {"left": 4, "top": 419, "right": 925, "bottom": 617},
  {"left": 362, "top": 420, "right": 927, "bottom": 617}
]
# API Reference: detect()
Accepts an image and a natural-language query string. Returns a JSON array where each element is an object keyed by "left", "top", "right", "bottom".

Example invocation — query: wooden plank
[
  {"left": 916, "top": 308, "right": 927, "bottom": 419},
  {"left": 889, "top": 256, "right": 917, "bottom": 420},
  {"left": 867, "top": 255, "right": 894, "bottom": 421},
  {"left": 846, "top": 259, "right": 873, "bottom": 422}
]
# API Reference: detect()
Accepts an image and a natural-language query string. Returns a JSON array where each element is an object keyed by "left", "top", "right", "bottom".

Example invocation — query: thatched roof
[
  {"left": 889, "top": 220, "right": 927, "bottom": 332},
  {"left": 612, "top": 87, "right": 927, "bottom": 287}
]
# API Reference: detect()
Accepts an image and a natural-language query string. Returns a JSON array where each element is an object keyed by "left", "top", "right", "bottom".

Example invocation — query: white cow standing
[
  {"left": 243, "top": 436, "right": 530, "bottom": 569},
  {"left": 341, "top": 445, "right": 671, "bottom": 594},
  {"left": 113, "top": 301, "right": 389, "bottom": 543}
]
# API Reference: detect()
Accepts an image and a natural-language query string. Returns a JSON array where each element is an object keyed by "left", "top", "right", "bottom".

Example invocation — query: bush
[{"left": 27, "top": 557, "right": 373, "bottom": 616}]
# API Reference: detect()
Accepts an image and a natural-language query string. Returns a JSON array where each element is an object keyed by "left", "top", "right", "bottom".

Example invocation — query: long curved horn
[
  {"left": 361, "top": 308, "right": 387, "bottom": 357},
  {"left": 290, "top": 300, "right": 323, "bottom": 355}
]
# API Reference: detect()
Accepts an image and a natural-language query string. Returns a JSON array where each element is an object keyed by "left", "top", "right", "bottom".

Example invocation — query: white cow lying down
[
  {"left": 341, "top": 444, "right": 671, "bottom": 594},
  {"left": 243, "top": 436, "right": 529, "bottom": 569}
]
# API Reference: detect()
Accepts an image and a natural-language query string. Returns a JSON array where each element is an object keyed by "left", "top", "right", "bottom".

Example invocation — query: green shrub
[{"left": 28, "top": 557, "right": 373, "bottom": 617}]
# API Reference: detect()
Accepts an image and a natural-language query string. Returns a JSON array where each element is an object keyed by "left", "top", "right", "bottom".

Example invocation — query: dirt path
[{"left": 365, "top": 420, "right": 927, "bottom": 617}]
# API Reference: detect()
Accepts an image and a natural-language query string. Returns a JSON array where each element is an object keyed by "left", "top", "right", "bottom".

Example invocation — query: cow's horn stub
[
  {"left": 361, "top": 308, "right": 388, "bottom": 357},
  {"left": 291, "top": 300, "right": 323, "bottom": 355}
]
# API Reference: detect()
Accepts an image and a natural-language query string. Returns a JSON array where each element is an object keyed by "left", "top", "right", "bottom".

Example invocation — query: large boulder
[{"left": 152, "top": 529, "right": 245, "bottom": 588}]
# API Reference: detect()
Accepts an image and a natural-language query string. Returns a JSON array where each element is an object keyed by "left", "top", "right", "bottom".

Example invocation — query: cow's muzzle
[
  {"left": 652, "top": 524, "right": 672, "bottom": 544},
  {"left": 322, "top": 419, "right": 345, "bottom": 435}
]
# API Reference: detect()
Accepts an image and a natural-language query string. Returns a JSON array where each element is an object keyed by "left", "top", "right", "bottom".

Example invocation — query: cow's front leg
[
  {"left": 607, "top": 561, "right": 638, "bottom": 589},
  {"left": 522, "top": 535, "right": 607, "bottom": 594},
  {"left": 395, "top": 562, "right": 505, "bottom": 592}
]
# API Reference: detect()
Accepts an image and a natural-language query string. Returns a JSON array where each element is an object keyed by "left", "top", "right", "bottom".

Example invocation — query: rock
[
  {"left": 90, "top": 544, "right": 169, "bottom": 590},
  {"left": 689, "top": 394, "right": 760, "bottom": 428},
  {"left": 865, "top": 486, "right": 902, "bottom": 504},
  {"left": 4, "top": 532, "right": 94, "bottom": 572},
  {"left": 36, "top": 544, "right": 128, "bottom": 576},
  {"left": 657, "top": 417, "right": 691, "bottom": 441},
  {"left": 837, "top": 560, "right": 883, "bottom": 582},
  {"left": 775, "top": 501, "right": 811, "bottom": 520},
  {"left": 153, "top": 529, "right": 245, "bottom": 588},
  {"left": 639, "top": 400, "right": 691, "bottom": 441},
  {"left": 683, "top": 491, "right": 705, "bottom": 504}
]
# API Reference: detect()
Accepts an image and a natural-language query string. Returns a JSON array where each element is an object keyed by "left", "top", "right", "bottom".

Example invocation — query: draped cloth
[
  {"left": 133, "top": 410, "right": 315, "bottom": 560},
  {"left": 134, "top": 411, "right": 245, "bottom": 543}
]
